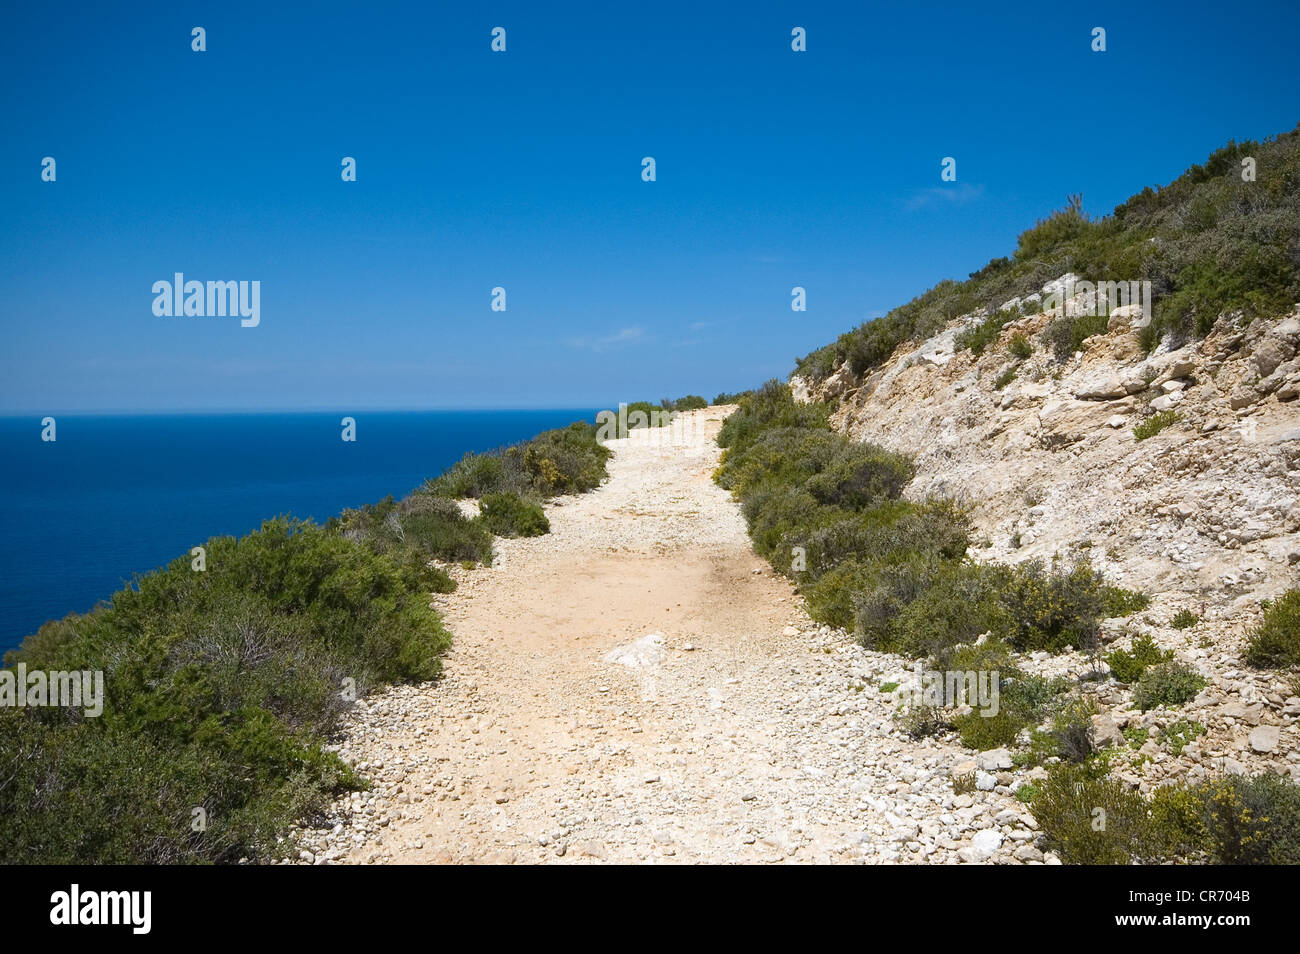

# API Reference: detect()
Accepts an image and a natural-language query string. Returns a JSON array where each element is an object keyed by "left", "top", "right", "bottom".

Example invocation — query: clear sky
[{"left": 2, "top": 0, "right": 1297, "bottom": 412}]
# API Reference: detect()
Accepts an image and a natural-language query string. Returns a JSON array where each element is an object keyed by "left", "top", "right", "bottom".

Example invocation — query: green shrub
[
  {"left": 342, "top": 493, "right": 494, "bottom": 565},
  {"left": 929, "top": 635, "right": 1019, "bottom": 677},
  {"left": 1035, "top": 766, "right": 1300, "bottom": 864},
  {"left": 953, "top": 772, "right": 978, "bottom": 794},
  {"left": 1198, "top": 773, "right": 1300, "bottom": 864},
  {"left": 1048, "top": 696, "right": 1098, "bottom": 764},
  {"left": 955, "top": 308, "right": 1018, "bottom": 356},
  {"left": 794, "top": 499, "right": 969, "bottom": 580},
  {"left": 662, "top": 394, "right": 708, "bottom": 411},
  {"left": 477, "top": 492, "right": 550, "bottom": 538},
  {"left": 1160, "top": 719, "right": 1205, "bottom": 755},
  {"left": 1132, "top": 661, "right": 1205, "bottom": 710},
  {"left": 997, "top": 559, "right": 1138, "bottom": 652},
  {"left": 1245, "top": 589, "right": 1300, "bottom": 667},
  {"left": 952, "top": 707, "right": 1025, "bottom": 750},
  {"left": 520, "top": 422, "right": 613, "bottom": 494},
  {"left": 0, "top": 517, "right": 452, "bottom": 864},
  {"left": 953, "top": 671, "right": 1068, "bottom": 757},
  {"left": 887, "top": 561, "right": 1012, "bottom": 658},
  {"left": 1033, "top": 761, "right": 1161, "bottom": 864},
  {"left": 994, "top": 367, "right": 1017, "bottom": 390},
  {"left": 716, "top": 380, "right": 831, "bottom": 451},
  {"left": 1103, "top": 586, "right": 1152, "bottom": 616},
  {"left": 1042, "top": 312, "right": 1110, "bottom": 362},
  {"left": 426, "top": 421, "right": 610, "bottom": 499},
  {"left": 1170, "top": 608, "right": 1200, "bottom": 630},
  {"left": 1106, "top": 634, "right": 1174, "bottom": 683},
  {"left": 898, "top": 705, "right": 950, "bottom": 739},
  {"left": 1133, "top": 410, "right": 1181, "bottom": 441},
  {"left": 1007, "top": 331, "right": 1034, "bottom": 359},
  {"left": 623, "top": 400, "right": 673, "bottom": 428},
  {"left": 426, "top": 450, "right": 518, "bottom": 498},
  {"left": 802, "top": 444, "right": 915, "bottom": 509}
]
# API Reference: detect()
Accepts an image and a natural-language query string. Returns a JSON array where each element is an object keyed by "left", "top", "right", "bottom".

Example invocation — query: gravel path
[{"left": 293, "top": 408, "right": 1048, "bottom": 864}]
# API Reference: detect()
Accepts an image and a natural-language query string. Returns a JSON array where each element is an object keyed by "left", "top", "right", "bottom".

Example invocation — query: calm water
[{"left": 0, "top": 410, "right": 596, "bottom": 653}]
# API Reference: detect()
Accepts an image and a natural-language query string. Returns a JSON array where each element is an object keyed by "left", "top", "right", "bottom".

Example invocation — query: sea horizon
[{"left": 0, "top": 408, "right": 601, "bottom": 652}]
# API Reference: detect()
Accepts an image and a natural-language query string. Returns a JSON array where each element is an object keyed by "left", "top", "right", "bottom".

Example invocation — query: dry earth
[{"left": 293, "top": 409, "right": 1047, "bottom": 865}]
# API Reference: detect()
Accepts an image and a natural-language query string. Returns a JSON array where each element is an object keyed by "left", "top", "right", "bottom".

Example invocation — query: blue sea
[{"left": 0, "top": 410, "right": 597, "bottom": 654}]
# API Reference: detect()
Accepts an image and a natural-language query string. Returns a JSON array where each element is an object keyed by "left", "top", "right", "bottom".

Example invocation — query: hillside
[
  {"left": 797, "top": 124, "right": 1300, "bottom": 389},
  {"left": 762, "top": 128, "right": 1300, "bottom": 863}
]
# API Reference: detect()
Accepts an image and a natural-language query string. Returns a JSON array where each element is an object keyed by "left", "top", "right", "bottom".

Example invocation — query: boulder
[
  {"left": 1075, "top": 372, "right": 1128, "bottom": 401},
  {"left": 1089, "top": 712, "right": 1125, "bottom": 749},
  {"left": 1249, "top": 725, "right": 1280, "bottom": 754},
  {"left": 1150, "top": 391, "right": 1185, "bottom": 413}
]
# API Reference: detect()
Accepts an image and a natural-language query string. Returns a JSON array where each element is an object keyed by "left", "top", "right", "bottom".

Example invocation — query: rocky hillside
[{"left": 792, "top": 284, "right": 1300, "bottom": 791}]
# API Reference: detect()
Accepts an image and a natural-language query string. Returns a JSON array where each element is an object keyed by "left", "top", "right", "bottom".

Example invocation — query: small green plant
[
  {"left": 1133, "top": 410, "right": 1181, "bottom": 441},
  {"left": 1245, "top": 589, "right": 1300, "bottom": 667},
  {"left": 955, "top": 307, "right": 1019, "bottom": 356},
  {"left": 952, "top": 772, "right": 977, "bottom": 794},
  {"left": 1015, "top": 783, "right": 1039, "bottom": 804},
  {"left": 1132, "top": 661, "right": 1206, "bottom": 710},
  {"left": 994, "top": 367, "right": 1018, "bottom": 390},
  {"left": 879, "top": 681, "right": 900, "bottom": 693},
  {"left": 898, "top": 705, "right": 949, "bottom": 739},
  {"left": 1170, "top": 608, "right": 1200, "bottom": 630},
  {"left": 1123, "top": 725, "right": 1148, "bottom": 749},
  {"left": 1160, "top": 720, "right": 1205, "bottom": 755},
  {"left": 1007, "top": 331, "right": 1034, "bottom": 359},
  {"left": 1106, "top": 634, "right": 1174, "bottom": 683}
]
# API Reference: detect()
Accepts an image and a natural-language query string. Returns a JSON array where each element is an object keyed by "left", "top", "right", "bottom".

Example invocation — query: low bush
[
  {"left": 1034, "top": 765, "right": 1300, "bottom": 864},
  {"left": 478, "top": 491, "right": 549, "bottom": 538},
  {"left": 1198, "top": 773, "right": 1300, "bottom": 864},
  {"left": 1170, "top": 608, "right": 1200, "bottom": 629},
  {"left": 0, "top": 517, "right": 452, "bottom": 864},
  {"left": 898, "top": 705, "right": 950, "bottom": 740},
  {"left": 662, "top": 394, "right": 708, "bottom": 412},
  {"left": 952, "top": 707, "right": 1024, "bottom": 749},
  {"left": 1033, "top": 761, "right": 1161, "bottom": 864},
  {"left": 1245, "top": 588, "right": 1300, "bottom": 667},
  {"left": 954, "top": 308, "right": 1018, "bottom": 356},
  {"left": 999, "top": 559, "right": 1145, "bottom": 653},
  {"left": 1007, "top": 331, "right": 1034, "bottom": 359},
  {"left": 713, "top": 390, "right": 749, "bottom": 405},
  {"left": 1106, "top": 633, "right": 1174, "bottom": 683},
  {"left": 425, "top": 421, "right": 611, "bottom": 499},
  {"left": 339, "top": 493, "right": 493, "bottom": 566},
  {"left": 1160, "top": 719, "right": 1205, "bottom": 755},
  {"left": 1133, "top": 410, "right": 1181, "bottom": 441},
  {"left": 1132, "top": 661, "right": 1205, "bottom": 710},
  {"left": 1041, "top": 311, "right": 1109, "bottom": 362}
]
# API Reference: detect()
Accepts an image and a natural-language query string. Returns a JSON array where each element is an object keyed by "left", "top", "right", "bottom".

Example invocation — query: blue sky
[{"left": 2, "top": 0, "right": 1298, "bottom": 411}]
